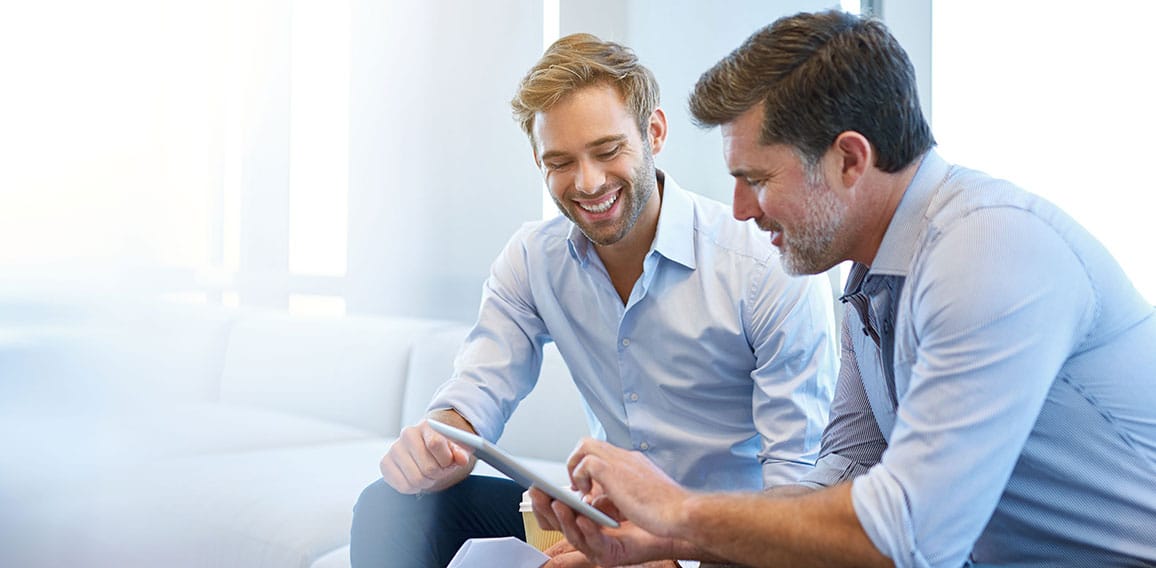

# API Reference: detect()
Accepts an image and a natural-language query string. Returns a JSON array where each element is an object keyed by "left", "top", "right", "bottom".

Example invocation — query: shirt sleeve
[
  {"left": 797, "top": 311, "right": 886, "bottom": 489},
  {"left": 851, "top": 209, "right": 1095, "bottom": 567},
  {"left": 425, "top": 226, "right": 551, "bottom": 443},
  {"left": 745, "top": 255, "right": 839, "bottom": 487}
]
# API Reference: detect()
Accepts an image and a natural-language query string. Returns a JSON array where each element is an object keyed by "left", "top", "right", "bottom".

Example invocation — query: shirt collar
[
  {"left": 566, "top": 169, "right": 698, "bottom": 270},
  {"left": 868, "top": 150, "right": 950, "bottom": 276}
]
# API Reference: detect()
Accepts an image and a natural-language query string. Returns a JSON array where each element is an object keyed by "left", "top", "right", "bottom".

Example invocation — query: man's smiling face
[
  {"left": 723, "top": 104, "right": 850, "bottom": 276},
  {"left": 533, "top": 84, "right": 658, "bottom": 247}
]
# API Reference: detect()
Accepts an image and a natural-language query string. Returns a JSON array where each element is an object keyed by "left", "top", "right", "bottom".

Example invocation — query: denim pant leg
[{"left": 350, "top": 475, "right": 526, "bottom": 568}]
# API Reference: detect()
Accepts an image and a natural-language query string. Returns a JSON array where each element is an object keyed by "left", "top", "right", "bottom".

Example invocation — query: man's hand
[
  {"left": 540, "top": 538, "right": 681, "bottom": 568},
  {"left": 530, "top": 470, "right": 690, "bottom": 568},
  {"left": 566, "top": 439, "right": 691, "bottom": 537},
  {"left": 541, "top": 539, "right": 591, "bottom": 567},
  {"left": 378, "top": 409, "right": 476, "bottom": 494}
]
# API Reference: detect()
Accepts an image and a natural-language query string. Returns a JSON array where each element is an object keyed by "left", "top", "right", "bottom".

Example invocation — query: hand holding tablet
[{"left": 427, "top": 419, "right": 620, "bottom": 528}]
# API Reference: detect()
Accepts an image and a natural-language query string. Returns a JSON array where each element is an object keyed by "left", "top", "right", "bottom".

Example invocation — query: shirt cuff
[
  {"left": 851, "top": 467, "right": 930, "bottom": 568},
  {"left": 796, "top": 453, "right": 870, "bottom": 488}
]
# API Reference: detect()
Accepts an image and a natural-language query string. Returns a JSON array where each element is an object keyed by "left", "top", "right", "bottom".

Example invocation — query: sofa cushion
[
  {"left": 83, "top": 302, "right": 240, "bottom": 403},
  {"left": 219, "top": 313, "right": 456, "bottom": 437},
  {"left": 110, "top": 402, "right": 378, "bottom": 457},
  {"left": 30, "top": 439, "right": 391, "bottom": 568},
  {"left": 310, "top": 546, "right": 350, "bottom": 568}
]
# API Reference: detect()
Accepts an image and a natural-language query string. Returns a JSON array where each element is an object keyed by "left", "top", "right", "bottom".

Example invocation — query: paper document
[{"left": 446, "top": 537, "right": 549, "bottom": 568}]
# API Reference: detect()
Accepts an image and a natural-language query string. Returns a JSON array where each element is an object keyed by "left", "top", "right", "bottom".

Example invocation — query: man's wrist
[
  {"left": 427, "top": 407, "right": 476, "bottom": 434},
  {"left": 673, "top": 493, "right": 706, "bottom": 541}
]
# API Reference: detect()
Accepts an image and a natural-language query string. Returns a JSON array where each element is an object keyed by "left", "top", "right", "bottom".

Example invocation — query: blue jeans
[{"left": 350, "top": 475, "right": 526, "bottom": 568}]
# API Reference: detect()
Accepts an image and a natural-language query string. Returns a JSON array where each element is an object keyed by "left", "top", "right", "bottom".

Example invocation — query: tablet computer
[{"left": 427, "top": 419, "right": 619, "bottom": 528}]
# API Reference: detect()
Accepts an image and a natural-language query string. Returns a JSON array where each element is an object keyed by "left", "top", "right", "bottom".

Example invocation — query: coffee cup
[{"left": 520, "top": 490, "right": 565, "bottom": 551}]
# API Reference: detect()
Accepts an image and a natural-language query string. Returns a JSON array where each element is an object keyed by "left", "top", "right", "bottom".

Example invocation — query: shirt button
[
  {"left": 621, "top": 338, "right": 630, "bottom": 347},
  {"left": 629, "top": 392, "right": 639, "bottom": 402},
  {"left": 639, "top": 442, "right": 650, "bottom": 451}
]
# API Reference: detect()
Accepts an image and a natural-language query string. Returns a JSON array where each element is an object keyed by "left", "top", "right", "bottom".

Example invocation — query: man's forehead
[
  {"left": 532, "top": 86, "right": 638, "bottom": 154},
  {"left": 722, "top": 104, "right": 765, "bottom": 141}
]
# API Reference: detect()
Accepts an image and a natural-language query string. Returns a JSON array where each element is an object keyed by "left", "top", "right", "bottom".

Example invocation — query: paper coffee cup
[{"left": 520, "top": 490, "right": 565, "bottom": 551}]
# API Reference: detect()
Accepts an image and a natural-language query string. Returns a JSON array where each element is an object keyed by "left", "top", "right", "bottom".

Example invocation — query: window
[
  {"left": 288, "top": 0, "right": 350, "bottom": 281},
  {"left": 932, "top": 0, "right": 1156, "bottom": 302}
]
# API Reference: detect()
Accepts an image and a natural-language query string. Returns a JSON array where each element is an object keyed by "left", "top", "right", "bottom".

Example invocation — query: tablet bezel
[{"left": 427, "top": 419, "right": 620, "bottom": 528}]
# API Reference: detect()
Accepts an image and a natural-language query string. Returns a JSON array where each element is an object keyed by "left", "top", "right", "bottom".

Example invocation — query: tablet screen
[{"left": 428, "top": 420, "right": 619, "bottom": 528}]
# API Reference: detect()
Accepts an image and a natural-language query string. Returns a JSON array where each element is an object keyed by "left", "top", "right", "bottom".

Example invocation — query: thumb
[{"left": 450, "top": 443, "right": 473, "bottom": 467}]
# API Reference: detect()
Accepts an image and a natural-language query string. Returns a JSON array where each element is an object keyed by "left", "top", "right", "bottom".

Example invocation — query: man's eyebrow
[
  {"left": 586, "top": 134, "right": 627, "bottom": 149},
  {"left": 539, "top": 149, "right": 569, "bottom": 163},
  {"left": 539, "top": 135, "right": 629, "bottom": 163},
  {"left": 729, "top": 168, "right": 766, "bottom": 179}
]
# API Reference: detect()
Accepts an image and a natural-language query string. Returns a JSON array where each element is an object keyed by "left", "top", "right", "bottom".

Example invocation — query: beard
[
  {"left": 552, "top": 146, "right": 657, "bottom": 247},
  {"left": 761, "top": 175, "right": 847, "bottom": 276}
]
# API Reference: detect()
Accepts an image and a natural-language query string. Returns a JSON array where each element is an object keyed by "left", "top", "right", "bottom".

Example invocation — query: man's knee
[{"left": 353, "top": 478, "right": 425, "bottom": 524}]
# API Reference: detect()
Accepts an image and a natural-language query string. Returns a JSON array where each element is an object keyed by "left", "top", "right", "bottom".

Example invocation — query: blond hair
[{"left": 511, "top": 33, "right": 660, "bottom": 148}]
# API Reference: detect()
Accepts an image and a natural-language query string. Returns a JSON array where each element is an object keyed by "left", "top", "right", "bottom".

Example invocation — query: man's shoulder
[
  {"left": 505, "top": 215, "right": 573, "bottom": 250},
  {"left": 929, "top": 164, "right": 1045, "bottom": 229},
  {"left": 681, "top": 189, "right": 777, "bottom": 265}
]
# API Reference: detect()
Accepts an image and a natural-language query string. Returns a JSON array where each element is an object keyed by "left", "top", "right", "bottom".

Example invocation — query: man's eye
[
  {"left": 746, "top": 178, "right": 767, "bottom": 188},
  {"left": 547, "top": 161, "right": 572, "bottom": 171},
  {"left": 597, "top": 147, "right": 620, "bottom": 160}
]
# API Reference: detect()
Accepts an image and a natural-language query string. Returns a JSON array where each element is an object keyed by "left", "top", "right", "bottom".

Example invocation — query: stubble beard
[
  {"left": 553, "top": 148, "right": 657, "bottom": 247},
  {"left": 770, "top": 176, "right": 847, "bottom": 276}
]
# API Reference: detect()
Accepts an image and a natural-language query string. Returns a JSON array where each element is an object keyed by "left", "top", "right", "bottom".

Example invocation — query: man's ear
[
  {"left": 647, "top": 107, "right": 668, "bottom": 155},
  {"left": 832, "top": 131, "right": 872, "bottom": 189}
]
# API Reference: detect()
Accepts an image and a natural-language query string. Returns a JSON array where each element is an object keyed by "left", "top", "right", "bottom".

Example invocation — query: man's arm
[
  {"left": 846, "top": 210, "right": 1095, "bottom": 565},
  {"left": 745, "top": 261, "right": 838, "bottom": 486},
  {"left": 795, "top": 309, "right": 886, "bottom": 489},
  {"left": 678, "top": 485, "right": 888, "bottom": 567},
  {"left": 380, "top": 226, "right": 550, "bottom": 492},
  {"left": 548, "top": 439, "right": 890, "bottom": 567},
  {"left": 422, "top": 225, "right": 550, "bottom": 443}
]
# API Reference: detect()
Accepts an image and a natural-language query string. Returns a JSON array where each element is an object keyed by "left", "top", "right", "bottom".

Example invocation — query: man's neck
[
  {"left": 853, "top": 155, "right": 924, "bottom": 267},
  {"left": 595, "top": 178, "right": 663, "bottom": 303}
]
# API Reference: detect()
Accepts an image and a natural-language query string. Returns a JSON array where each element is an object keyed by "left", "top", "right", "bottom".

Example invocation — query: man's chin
[
  {"left": 780, "top": 249, "right": 832, "bottom": 276},
  {"left": 583, "top": 230, "right": 627, "bottom": 247}
]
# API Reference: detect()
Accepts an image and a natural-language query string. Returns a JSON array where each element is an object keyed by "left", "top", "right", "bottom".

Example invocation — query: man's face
[
  {"left": 532, "top": 85, "right": 658, "bottom": 247},
  {"left": 722, "top": 106, "right": 849, "bottom": 275}
]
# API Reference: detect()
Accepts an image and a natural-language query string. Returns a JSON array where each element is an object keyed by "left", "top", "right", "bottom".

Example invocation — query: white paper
[{"left": 446, "top": 536, "right": 549, "bottom": 568}]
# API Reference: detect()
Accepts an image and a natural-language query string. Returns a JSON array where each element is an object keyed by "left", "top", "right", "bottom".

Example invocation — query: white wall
[{"left": 344, "top": 0, "right": 545, "bottom": 321}]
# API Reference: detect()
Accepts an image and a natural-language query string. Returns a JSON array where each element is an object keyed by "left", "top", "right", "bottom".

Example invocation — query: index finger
[{"left": 565, "top": 438, "right": 612, "bottom": 484}]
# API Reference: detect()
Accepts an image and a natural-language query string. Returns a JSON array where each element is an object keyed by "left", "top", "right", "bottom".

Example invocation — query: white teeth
[{"left": 579, "top": 193, "right": 617, "bottom": 213}]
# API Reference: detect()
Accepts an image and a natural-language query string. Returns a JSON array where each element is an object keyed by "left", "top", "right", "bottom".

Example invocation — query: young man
[
  {"left": 535, "top": 11, "right": 1156, "bottom": 568},
  {"left": 349, "top": 33, "right": 837, "bottom": 567}
]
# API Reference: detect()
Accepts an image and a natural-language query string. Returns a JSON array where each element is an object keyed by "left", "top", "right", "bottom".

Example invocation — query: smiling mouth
[{"left": 577, "top": 192, "right": 618, "bottom": 214}]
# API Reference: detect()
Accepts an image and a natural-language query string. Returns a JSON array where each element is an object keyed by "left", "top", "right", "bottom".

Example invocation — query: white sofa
[{"left": 0, "top": 301, "right": 591, "bottom": 567}]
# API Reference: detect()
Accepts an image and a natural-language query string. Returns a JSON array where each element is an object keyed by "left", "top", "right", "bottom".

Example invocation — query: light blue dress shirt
[
  {"left": 802, "top": 151, "right": 1156, "bottom": 566},
  {"left": 428, "top": 172, "right": 837, "bottom": 490}
]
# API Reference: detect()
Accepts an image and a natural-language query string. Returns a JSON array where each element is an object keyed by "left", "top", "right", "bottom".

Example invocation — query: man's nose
[
  {"left": 574, "top": 159, "right": 606, "bottom": 194},
  {"left": 732, "top": 182, "right": 761, "bottom": 222}
]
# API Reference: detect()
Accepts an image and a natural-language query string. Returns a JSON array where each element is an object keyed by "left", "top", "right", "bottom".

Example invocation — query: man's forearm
[
  {"left": 675, "top": 484, "right": 890, "bottom": 568},
  {"left": 763, "top": 483, "right": 817, "bottom": 498}
]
